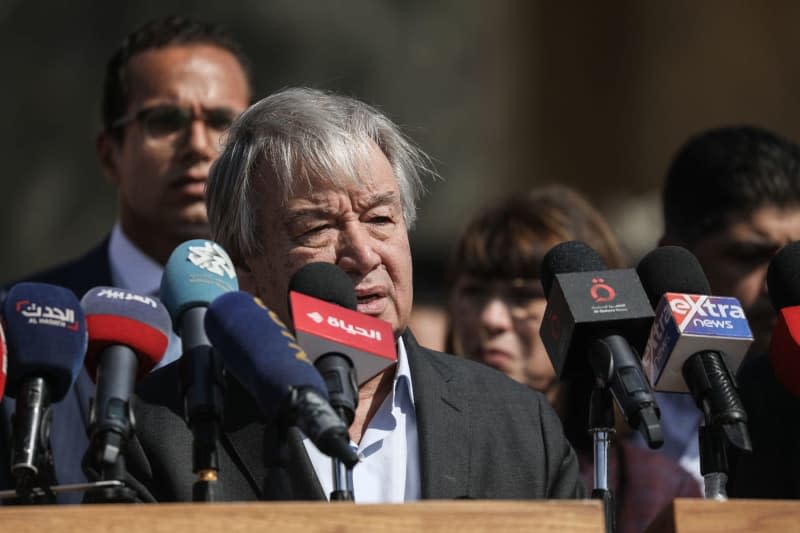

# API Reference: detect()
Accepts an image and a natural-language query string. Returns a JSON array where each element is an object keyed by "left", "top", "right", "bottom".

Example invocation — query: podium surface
[
  {"left": 0, "top": 500, "right": 603, "bottom": 532},
  {"left": 646, "top": 498, "right": 800, "bottom": 533}
]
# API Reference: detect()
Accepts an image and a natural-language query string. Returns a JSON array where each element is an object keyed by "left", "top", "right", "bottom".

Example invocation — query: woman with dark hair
[{"left": 447, "top": 185, "right": 700, "bottom": 533}]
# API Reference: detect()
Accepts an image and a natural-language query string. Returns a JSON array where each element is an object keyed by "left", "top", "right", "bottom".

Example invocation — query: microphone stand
[
  {"left": 10, "top": 379, "right": 57, "bottom": 504},
  {"left": 682, "top": 351, "right": 751, "bottom": 500},
  {"left": 179, "top": 307, "right": 226, "bottom": 502},
  {"left": 315, "top": 353, "right": 358, "bottom": 501},
  {"left": 588, "top": 385, "right": 616, "bottom": 533}
]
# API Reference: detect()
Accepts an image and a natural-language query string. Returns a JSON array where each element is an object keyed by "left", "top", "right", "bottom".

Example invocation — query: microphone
[
  {"left": 637, "top": 246, "right": 752, "bottom": 452},
  {"left": 81, "top": 287, "right": 171, "bottom": 479},
  {"left": 288, "top": 264, "right": 396, "bottom": 389},
  {"left": 205, "top": 291, "right": 358, "bottom": 468},
  {"left": 0, "top": 322, "right": 7, "bottom": 401},
  {"left": 539, "top": 240, "right": 662, "bottom": 447},
  {"left": 160, "top": 239, "right": 238, "bottom": 500},
  {"left": 2, "top": 282, "right": 87, "bottom": 499},
  {"left": 289, "top": 263, "right": 364, "bottom": 501},
  {"left": 766, "top": 241, "right": 800, "bottom": 396}
]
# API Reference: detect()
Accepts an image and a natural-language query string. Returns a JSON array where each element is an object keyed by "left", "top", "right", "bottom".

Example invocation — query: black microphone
[
  {"left": 289, "top": 263, "right": 359, "bottom": 427},
  {"left": 540, "top": 240, "right": 662, "bottom": 447},
  {"left": 2, "top": 282, "right": 87, "bottom": 501}
]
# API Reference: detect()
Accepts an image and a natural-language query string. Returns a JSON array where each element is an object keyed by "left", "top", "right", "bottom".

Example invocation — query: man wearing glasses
[{"left": 0, "top": 15, "right": 252, "bottom": 502}]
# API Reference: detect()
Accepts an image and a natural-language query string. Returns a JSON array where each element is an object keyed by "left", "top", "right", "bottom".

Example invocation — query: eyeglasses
[{"left": 110, "top": 104, "right": 239, "bottom": 138}]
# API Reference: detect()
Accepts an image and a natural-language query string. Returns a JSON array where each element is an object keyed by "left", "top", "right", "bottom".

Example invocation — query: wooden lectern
[
  {"left": 645, "top": 498, "right": 800, "bottom": 533},
  {"left": 0, "top": 500, "right": 604, "bottom": 533}
]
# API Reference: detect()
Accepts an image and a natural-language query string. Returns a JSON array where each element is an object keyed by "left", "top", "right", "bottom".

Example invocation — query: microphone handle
[
  {"left": 682, "top": 350, "right": 752, "bottom": 452},
  {"left": 11, "top": 376, "right": 54, "bottom": 498},
  {"left": 590, "top": 334, "right": 663, "bottom": 448},
  {"left": 314, "top": 352, "right": 358, "bottom": 426}
]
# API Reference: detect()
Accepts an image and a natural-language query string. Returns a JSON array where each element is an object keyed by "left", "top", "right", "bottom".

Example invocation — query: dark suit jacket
[
  {"left": 727, "top": 353, "right": 800, "bottom": 498},
  {"left": 125, "top": 331, "right": 585, "bottom": 502},
  {"left": 0, "top": 238, "right": 110, "bottom": 501}
]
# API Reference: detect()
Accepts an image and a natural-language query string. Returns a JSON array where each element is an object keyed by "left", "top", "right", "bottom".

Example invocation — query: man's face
[
  {"left": 242, "top": 146, "right": 414, "bottom": 338},
  {"left": 689, "top": 205, "right": 800, "bottom": 356},
  {"left": 99, "top": 44, "right": 250, "bottom": 244}
]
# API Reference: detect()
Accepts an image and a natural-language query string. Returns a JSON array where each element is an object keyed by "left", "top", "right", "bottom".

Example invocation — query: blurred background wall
[{"left": 2, "top": 0, "right": 800, "bottom": 303}]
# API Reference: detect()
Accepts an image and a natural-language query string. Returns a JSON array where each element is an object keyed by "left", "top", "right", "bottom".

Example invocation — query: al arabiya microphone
[
  {"left": 766, "top": 241, "right": 800, "bottom": 397},
  {"left": 81, "top": 287, "right": 170, "bottom": 480},
  {"left": 160, "top": 239, "right": 238, "bottom": 500},
  {"left": 3, "top": 282, "right": 87, "bottom": 500},
  {"left": 539, "top": 240, "right": 662, "bottom": 447},
  {"left": 205, "top": 291, "right": 358, "bottom": 468}
]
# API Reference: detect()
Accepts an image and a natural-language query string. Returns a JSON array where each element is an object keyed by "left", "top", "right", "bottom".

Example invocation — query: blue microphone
[
  {"left": 205, "top": 291, "right": 358, "bottom": 467},
  {"left": 160, "top": 239, "right": 238, "bottom": 501},
  {"left": 3, "top": 282, "right": 87, "bottom": 499}
]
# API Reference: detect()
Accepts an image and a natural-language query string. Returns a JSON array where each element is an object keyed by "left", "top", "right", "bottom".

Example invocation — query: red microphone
[
  {"left": 0, "top": 322, "right": 7, "bottom": 400},
  {"left": 81, "top": 287, "right": 171, "bottom": 479},
  {"left": 290, "top": 291, "right": 396, "bottom": 385}
]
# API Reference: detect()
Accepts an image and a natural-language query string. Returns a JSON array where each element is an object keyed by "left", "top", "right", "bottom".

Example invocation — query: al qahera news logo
[
  {"left": 15, "top": 300, "right": 80, "bottom": 331},
  {"left": 588, "top": 277, "right": 628, "bottom": 315},
  {"left": 187, "top": 241, "right": 236, "bottom": 279}
]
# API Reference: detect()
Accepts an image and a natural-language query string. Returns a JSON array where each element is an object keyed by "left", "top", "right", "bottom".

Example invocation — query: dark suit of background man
[
  {"left": 125, "top": 87, "right": 586, "bottom": 502},
  {"left": 0, "top": 15, "right": 252, "bottom": 501}
]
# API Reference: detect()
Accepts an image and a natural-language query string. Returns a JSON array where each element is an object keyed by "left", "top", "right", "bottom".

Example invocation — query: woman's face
[{"left": 449, "top": 275, "right": 558, "bottom": 399}]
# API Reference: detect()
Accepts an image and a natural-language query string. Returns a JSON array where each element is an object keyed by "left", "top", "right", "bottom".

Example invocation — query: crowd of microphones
[
  {"left": 0, "top": 239, "right": 396, "bottom": 504},
  {"left": 0, "top": 237, "right": 798, "bottom": 516}
]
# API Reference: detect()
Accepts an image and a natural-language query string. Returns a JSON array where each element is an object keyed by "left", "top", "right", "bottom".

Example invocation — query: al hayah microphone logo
[
  {"left": 307, "top": 311, "right": 324, "bottom": 324},
  {"left": 590, "top": 278, "right": 616, "bottom": 304},
  {"left": 187, "top": 242, "right": 236, "bottom": 279}
]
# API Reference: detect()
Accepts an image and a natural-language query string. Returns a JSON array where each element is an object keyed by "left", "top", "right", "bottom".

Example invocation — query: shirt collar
[
  {"left": 393, "top": 336, "right": 415, "bottom": 407},
  {"left": 107, "top": 222, "right": 164, "bottom": 294}
]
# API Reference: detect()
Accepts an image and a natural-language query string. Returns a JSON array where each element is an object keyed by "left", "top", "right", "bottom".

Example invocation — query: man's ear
[
  {"left": 235, "top": 256, "right": 256, "bottom": 294},
  {"left": 96, "top": 131, "right": 122, "bottom": 186}
]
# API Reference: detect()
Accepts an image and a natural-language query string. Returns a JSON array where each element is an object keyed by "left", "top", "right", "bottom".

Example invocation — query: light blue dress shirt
[{"left": 108, "top": 222, "right": 182, "bottom": 368}]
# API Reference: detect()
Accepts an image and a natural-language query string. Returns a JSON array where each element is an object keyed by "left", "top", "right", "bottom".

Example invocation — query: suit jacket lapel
[
  {"left": 403, "top": 331, "right": 471, "bottom": 499},
  {"left": 223, "top": 375, "right": 325, "bottom": 501}
]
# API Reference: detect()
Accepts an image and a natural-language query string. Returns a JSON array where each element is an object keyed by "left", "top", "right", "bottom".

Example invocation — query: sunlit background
[{"left": 3, "top": 0, "right": 800, "bottom": 305}]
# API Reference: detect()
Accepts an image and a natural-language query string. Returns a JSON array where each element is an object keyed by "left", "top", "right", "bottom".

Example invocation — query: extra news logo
[
  {"left": 14, "top": 299, "right": 80, "bottom": 331},
  {"left": 665, "top": 293, "right": 748, "bottom": 333}
]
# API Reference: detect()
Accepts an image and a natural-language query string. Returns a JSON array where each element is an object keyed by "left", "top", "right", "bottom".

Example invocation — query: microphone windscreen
[
  {"left": 160, "top": 240, "right": 238, "bottom": 328},
  {"left": 288, "top": 262, "right": 357, "bottom": 310},
  {"left": 636, "top": 246, "right": 712, "bottom": 307},
  {"left": 541, "top": 240, "right": 607, "bottom": 297},
  {"left": 2, "top": 282, "right": 87, "bottom": 401},
  {"left": 205, "top": 291, "right": 329, "bottom": 419},
  {"left": 767, "top": 241, "right": 800, "bottom": 310},
  {"left": 81, "top": 287, "right": 172, "bottom": 380},
  {"left": 0, "top": 323, "right": 7, "bottom": 400}
]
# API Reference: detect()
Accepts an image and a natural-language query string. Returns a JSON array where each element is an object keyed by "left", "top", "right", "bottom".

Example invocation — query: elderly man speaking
[{"left": 126, "top": 88, "right": 584, "bottom": 503}]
